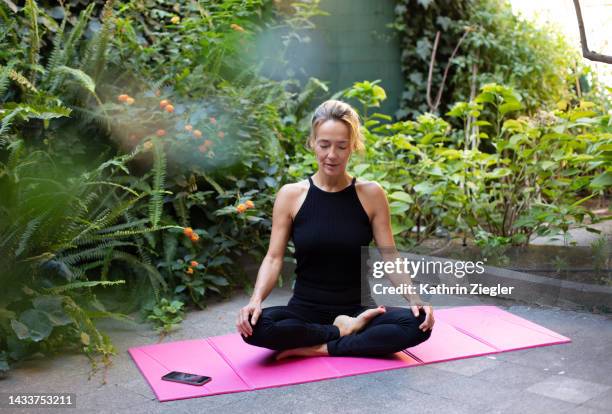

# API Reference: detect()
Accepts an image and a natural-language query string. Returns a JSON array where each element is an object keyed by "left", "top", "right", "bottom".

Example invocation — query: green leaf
[
  {"left": 33, "top": 295, "right": 72, "bottom": 326},
  {"left": 263, "top": 177, "right": 276, "bottom": 187},
  {"left": 389, "top": 201, "right": 409, "bottom": 215},
  {"left": 353, "top": 164, "right": 370, "bottom": 175},
  {"left": 53, "top": 66, "right": 96, "bottom": 94},
  {"left": 540, "top": 161, "right": 556, "bottom": 171},
  {"left": 413, "top": 182, "right": 435, "bottom": 195},
  {"left": 204, "top": 275, "right": 229, "bottom": 286},
  {"left": 388, "top": 191, "right": 413, "bottom": 203},
  {"left": 487, "top": 168, "right": 512, "bottom": 179},
  {"left": 391, "top": 217, "right": 413, "bottom": 235},
  {"left": 499, "top": 102, "right": 522, "bottom": 116},
  {"left": 590, "top": 171, "right": 612, "bottom": 189},
  {"left": 201, "top": 173, "right": 225, "bottom": 195},
  {"left": 569, "top": 110, "right": 597, "bottom": 121},
  {"left": 10, "top": 319, "right": 30, "bottom": 340},
  {"left": 16, "top": 310, "right": 53, "bottom": 342},
  {"left": 372, "top": 85, "right": 387, "bottom": 101}
]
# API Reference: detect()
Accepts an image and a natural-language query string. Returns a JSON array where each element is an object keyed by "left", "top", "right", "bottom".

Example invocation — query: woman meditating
[{"left": 236, "top": 99, "right": 434, "bottom": 360}]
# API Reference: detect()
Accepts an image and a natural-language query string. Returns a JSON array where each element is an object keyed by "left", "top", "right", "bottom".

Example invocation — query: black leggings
[{"left": 242, "top": 302, "right": 432, "bottom": 357}]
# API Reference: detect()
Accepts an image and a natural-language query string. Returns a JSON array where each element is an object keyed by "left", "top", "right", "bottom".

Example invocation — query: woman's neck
[{"left": 312, "top": 171, "right": 352, "bottom": 192}]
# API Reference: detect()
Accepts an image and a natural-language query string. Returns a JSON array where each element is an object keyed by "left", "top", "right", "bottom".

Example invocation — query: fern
[
  {"left": 84, "top": 0, "right": 116, "bottom": 82},
  {"left": 89, "top": 192, "right": 146, "bottom": 234},
  {"left": 14, "top": 216, "right": 42, "bottom": 257},
  {"left": 0, "top": 106, "right": 23, "bottom": 147},
  {"left": 65, "top": 3, "right": 96, "bottom": 66},
  {"left": 100, "top": 247, "right": 114, "bottom": 281},
  {"left": 148, "top": 141, "right": 167, "bottom": 228},
  {"left": 52, "top": 66, "right": 97, "bottom": 96},
  {"left": 71, "top": 225, "right": 179, "bottom": 246},
  {"left": 49, "top": 3, "right": 96, "bottom": 93},
  {"left": 97, "top": 218, "right": 149, "bottom": 234},
  {"left": 45, "top": 14, "right": 67, "bottom": 85},
  {"left": 60, "top": 241, "right": 136, "bottom": 265},
  {"left": 44, "top": 280, "right": 126, "bottom": 294},
  {"left": 7, "top": 69, "right": 38, "bottom": 93},
  {"left": 24, "top": 0, "right": 40, "bottom": 85},
  {"left": 64, "top": 196, "right": 154, "bottom": 249},
  {"left": 0, "top": 61, "right": 17, "bottom": 97},
  {"left": 111, "top": 251, "right": 166, "bottom": 301},
  {"left": 64, "top": 192, "right": 144, "bottom": 247}
]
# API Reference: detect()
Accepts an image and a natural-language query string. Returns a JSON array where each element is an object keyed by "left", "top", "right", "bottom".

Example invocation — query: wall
[{"left": 263, "top": 0, "right": 404, "bottom": 118}]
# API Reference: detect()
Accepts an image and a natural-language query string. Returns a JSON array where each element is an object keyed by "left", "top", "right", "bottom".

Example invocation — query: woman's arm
[
  {"left": 236, "top": 184, "right": 295, "bottom": 336},
  {"left": 368, "top": 182, "right": 435, "bottom": 332}
]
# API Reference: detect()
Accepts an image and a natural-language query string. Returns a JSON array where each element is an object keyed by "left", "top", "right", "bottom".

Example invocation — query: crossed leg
[
  {"left": 242, "top": 304, "right": 432, "bottom": 359},
  {"left": 325, "top": 306, "right": 432, "bottom": 357}
]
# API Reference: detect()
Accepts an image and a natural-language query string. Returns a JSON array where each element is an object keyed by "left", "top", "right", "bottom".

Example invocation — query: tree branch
[{"left": 572, "top": 0, "right": 612, "bottom": 64}]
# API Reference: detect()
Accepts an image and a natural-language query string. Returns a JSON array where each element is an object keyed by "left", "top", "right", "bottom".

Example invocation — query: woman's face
[{"left": 313, "top": 119, "right": 352, "bottom": 176}]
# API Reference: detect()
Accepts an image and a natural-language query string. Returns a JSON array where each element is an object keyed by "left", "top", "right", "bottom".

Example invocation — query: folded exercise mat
[
  {"left": 433, "top": 306, "right": 571, "bottom": 352},
  {"left": 128, "top": 305, "right": 571, "bottom": 402}
]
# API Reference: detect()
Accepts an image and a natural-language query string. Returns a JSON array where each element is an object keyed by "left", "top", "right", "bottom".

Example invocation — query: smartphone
[{"left": 161, "top": 371, "right": 212, "bottom": 386}]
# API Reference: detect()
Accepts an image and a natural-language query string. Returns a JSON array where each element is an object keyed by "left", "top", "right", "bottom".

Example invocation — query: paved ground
[
  {"left": 2, "top": 285, "right": 611, "bottom": 414},
  {"left": 2, "top": 221, "right": 611, "bottom": 413}
]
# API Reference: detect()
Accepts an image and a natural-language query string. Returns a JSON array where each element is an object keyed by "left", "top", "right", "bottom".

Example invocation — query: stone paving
[
  {"left": 1, "top": 285, "right": 610, "bottom": 414},
  {"left": 2, "top": 220, "right": 610, "bottom": 413}
]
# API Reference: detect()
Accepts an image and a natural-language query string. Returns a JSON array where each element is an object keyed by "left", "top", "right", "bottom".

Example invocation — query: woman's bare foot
[
  {"left": 275, "top": 344, "right": 328, "bottom": 360},
  {"left": 333, "top": 306, "right": 386, "bottom": 337}
]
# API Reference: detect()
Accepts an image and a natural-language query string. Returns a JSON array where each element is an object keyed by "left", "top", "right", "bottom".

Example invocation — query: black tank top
[{"left": 289, "top": 175, "right": 373, "bottom": 307}]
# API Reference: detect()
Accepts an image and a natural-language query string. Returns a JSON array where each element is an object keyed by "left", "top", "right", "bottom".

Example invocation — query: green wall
[{"left": 264, "top": 0, "right": 403, "bottom": 118}]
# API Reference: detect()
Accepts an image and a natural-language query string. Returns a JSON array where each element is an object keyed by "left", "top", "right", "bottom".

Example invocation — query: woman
[{"left": 236, "top": 99, "right": 434, "bottom": 360}]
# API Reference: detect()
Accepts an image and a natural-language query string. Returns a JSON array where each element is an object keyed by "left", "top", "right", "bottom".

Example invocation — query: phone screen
[{"left": 161, "top": 371, "right": 212, "bottom": 386}]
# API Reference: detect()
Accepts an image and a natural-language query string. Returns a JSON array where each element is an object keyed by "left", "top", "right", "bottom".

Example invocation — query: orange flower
[
  {"left": 245, "top": 200, "right": 255, "bottom": 209},
  {"left": 203, "top": 139, "right": 213, "bottom": 148},
  {"left": 190, "top": 233, "right": 200, "bottom": 242},
  {"left": 159, "top": 99, "right": 169, "bottom": 109},
  {"left": 156, "top": 129, "right": 166, "bottom": 137},
  {"left": 165, "top": 104, "right": 175, "bottom": 113},
  {"left": 190, "top": 260, "right": 199, "bottom": 267},
  {"left": 126, "top": 97, "right": 135, "bottom": 105},
  {"left": 230, "top": 23, "right": 245, "bottom": 33},
  {"left": 117, "top": 94, "right": 129, "bottom": 102},
  {"left": 218, "top": 131, "right": 225, "bottom": 139},
  {"left": 192, "top": 129, "right": 202, "bottom": 138},
  {"left": 183, "top": 227, "right": 194, "bottom": 237},
  {"left": 184, "top": 124, "right": 193, "bottom": 132},
  {"left": 185, "top": 267, "right": 194, "bottom": 275},
  {"left": 209, "top": 116, "right": 217, "bottom": 124},
  {"left": 236, "top": 203, "right": 247, "bottom": 213},
  {"left": 198, "top": 144, "right": 208, "bottom": 153}
]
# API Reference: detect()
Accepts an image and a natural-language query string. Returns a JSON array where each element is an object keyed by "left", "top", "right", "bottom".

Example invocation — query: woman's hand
[
  {"left": 407, "top": 294, "right": 435, "bottom": 332},
  {"left": 412, "top": 304, "right": 435, "bottom": 332},
  {"left": 236, "top": 300, "right": 262, "bottom": 337}
]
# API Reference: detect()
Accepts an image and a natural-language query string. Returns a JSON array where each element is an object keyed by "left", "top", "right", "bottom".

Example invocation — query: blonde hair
[{"left": 307, "top": 100, "right": 365, "bottom": 154}]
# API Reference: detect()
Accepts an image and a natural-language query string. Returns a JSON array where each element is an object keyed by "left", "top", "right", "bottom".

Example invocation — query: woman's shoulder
[
  {"left": 277, "top": 179, "right": 309, "bottom": 199},
  {"left": 355, "top": 177, "right": 385, "bottom": 196}
]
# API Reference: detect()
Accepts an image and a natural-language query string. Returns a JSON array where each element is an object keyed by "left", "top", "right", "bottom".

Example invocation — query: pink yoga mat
[
  {"left": 128, "top": 305, "right": 571, "bottom": 402},
  {"left": 434, "top": 306, "right": 571, "bottom": 352}
]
